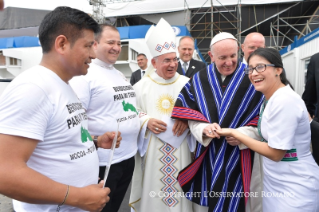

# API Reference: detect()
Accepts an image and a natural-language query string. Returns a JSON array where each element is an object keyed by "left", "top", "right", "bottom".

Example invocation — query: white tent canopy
[
  {"left": 102, "top": 0, "right": 302, "bottom": 17},
  {"left": 4, "top": 0, "right": 303, "bottom": 18}
]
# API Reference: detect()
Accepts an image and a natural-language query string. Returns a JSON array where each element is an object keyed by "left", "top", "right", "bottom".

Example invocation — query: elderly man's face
[
  {"left": 152, "top": 52, "right": 178, "bottom": 80},
  {"left": 241, "top": 33, "right": 265, "bottom": 61},
  {"left": 209, "top": 39, "right": 238, "bottom": 76}
]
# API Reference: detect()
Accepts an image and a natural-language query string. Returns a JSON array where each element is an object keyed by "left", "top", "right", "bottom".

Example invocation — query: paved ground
[
  {"left": 0, "top": 184, "right": 131, "bottom": 212},
  {"left": 0, "top": 194, "right": 14, "bottom": 212}
]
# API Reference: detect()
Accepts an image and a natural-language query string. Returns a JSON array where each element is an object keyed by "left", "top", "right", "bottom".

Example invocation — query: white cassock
[
  {"left": 129, "top": 71, "right": 196, "bottom": 212},
  {"left": 237, "top": 127, "right": 263, "bottom": 212}
]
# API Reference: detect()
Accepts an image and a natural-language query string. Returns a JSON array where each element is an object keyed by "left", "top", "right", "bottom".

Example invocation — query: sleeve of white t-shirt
[
  {"left": 265, "top": 94, "right": 301, "bottom": 150},
  {"left": 0, "top": 83, "right": 53, "bottom": 141},
  {"left": 69, "top": 76, "right": 91, "bottom": 110}
]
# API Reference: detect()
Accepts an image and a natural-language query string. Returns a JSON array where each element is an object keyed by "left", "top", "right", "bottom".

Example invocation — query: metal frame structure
[
  {"left": 88, "top": 0, "right": 106, "bottom": 24},
  {"left": 87, "top": 0, "right": 319, "bottom": 62},
  {"left": 185, "top": 0, "right": 319, "bottom": 62}
]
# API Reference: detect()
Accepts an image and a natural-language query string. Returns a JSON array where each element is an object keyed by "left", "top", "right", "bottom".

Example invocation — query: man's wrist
[{"left": 93, "top": 136, "right": 99, "bottom": 149}]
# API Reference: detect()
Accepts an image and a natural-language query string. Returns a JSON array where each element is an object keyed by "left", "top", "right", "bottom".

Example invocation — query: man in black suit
[
  {"left": 177, "top": 36, "right": 206, "bottom": 78},
  {"left": 303, "top": 52, "right": 319, "bottom": 120},
  {"left": 310, "top": 115, "right": 319, "bottom": 165},
  {"left": 130, "top": 53, "right": 148, "bottom": 86},
  {"left": 302, "top": 52, "right": 319, "bottom": 165}
]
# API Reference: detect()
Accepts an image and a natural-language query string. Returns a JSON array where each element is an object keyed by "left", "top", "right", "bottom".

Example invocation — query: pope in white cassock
[{"left": 129, "top": 18, "right": 196, "bottom": 212}]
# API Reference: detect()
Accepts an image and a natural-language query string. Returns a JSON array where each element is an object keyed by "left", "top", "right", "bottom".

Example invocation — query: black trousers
[{"left": 99, "top": 156, "right": 135, "bottom": 212}]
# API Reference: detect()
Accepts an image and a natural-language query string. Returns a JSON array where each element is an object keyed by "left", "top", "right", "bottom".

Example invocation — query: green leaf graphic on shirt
[
  {"left": 122, "top": 100, "right": 138, "bottom": 115},
  {"left": 81, "top": 126, "right": 93, "bottom": 143}
]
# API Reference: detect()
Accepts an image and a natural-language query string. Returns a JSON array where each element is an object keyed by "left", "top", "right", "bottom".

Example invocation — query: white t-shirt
[
  {"left": 70, "top": 59, "right": 139, "bottom": 166},
  {"left": 0, "top": 65, "right": 99, "bottom": 212},
  {"left": 261, "top": 85, "right": 319, "bottom": 211}
]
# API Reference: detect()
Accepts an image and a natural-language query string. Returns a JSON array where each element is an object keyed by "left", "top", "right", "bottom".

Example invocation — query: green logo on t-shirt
[
  {"left": 122, "top": 100, "right": 138, "bottom": 115},
  {"left": 81, "top": 126, "right": 93, "bottom": 143}
]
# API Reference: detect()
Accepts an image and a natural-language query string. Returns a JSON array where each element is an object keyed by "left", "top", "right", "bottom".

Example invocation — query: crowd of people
[{"left": 0, "top": 4, "right": 318, "bottom": 212}]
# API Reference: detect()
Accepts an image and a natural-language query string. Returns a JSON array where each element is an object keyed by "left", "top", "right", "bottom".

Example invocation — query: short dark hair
[
  {"left": 137, "top": 53, "right": 147, "bottom": 59},
  {"left": 95, "top": 24, "right": 119, "bottom": 42},
  {"left": 247, "top": 48, "right": 292, "bottom": 88},
  {"left": 39, "top": 6, "right": 100, "bottom": 53}
]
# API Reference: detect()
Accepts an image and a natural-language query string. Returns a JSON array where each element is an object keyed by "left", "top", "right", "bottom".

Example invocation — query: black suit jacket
[
  {"left": 302, "top": 52, "right": 319, "bottom": 119},
  {"left": 311, "top": 119, "right": 319, "bottom": 166},
  {"left": 130, "top": 69, "right": 142, "bottom": 86},
  {"left": 177, "top": 59, "right": 206, "bottom": 78}
]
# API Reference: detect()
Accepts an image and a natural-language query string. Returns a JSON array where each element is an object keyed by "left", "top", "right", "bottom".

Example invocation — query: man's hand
[
  {"left": 225, "top": 136, "right": 241, "bottom": 146},
  {"left": 71, "top": 180, "right": 110, "bottom": 212},
  {"left": 172, "top": 120, "right": 188, "bottom": 137},
  {"left": 98, "top": 131, "right": 121, "bottom": 149},
  {"left": 203, "top": 123, "right": 221, "bottom": 139},
  {"left": 147, "top": 118, "right": 167, "bottom": 134}
]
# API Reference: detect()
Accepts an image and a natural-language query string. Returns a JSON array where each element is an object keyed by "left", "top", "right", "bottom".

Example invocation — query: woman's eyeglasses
[{"left": 244, "top": 64, "right": 275, "bottom": 74}]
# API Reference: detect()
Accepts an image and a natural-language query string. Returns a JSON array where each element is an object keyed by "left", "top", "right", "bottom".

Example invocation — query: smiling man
[
  {"left": 172, "top": 32, "right": 264, "bottom": 212},
  {"left": 0, "top": 7, "right": 121, "bottom": 212},
  {"left": 177, "top": 36, "right": 206, "bottom": 78},
  {"left": 70, "top": 24, "right": 139, "bottom": 212},
  {"left": 129, "top": 18, "right": 196, "bottom": 212}
]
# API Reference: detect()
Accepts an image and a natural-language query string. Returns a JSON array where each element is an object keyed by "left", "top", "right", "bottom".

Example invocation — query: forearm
[
  {"left": 232, "top": 130, "right": 286, "bottom": 162},
  {"left": 236, "top": 126, "right": 261, "bottom": 150},
  {"left": 0, "top": 163, "right": 83, "bottom": 207}
]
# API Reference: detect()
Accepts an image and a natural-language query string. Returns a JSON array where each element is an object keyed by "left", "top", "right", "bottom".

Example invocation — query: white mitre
[
  {"left": 145, "top": 18, "right": 177, "bottom": 58},
  {"left": 210, "top": 32, "right": 237, "bottom": 47}
]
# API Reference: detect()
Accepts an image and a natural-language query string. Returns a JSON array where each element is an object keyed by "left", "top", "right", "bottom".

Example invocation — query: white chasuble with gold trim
[{"left": 130, "top": 72, "right": 195, "bottom": 212}]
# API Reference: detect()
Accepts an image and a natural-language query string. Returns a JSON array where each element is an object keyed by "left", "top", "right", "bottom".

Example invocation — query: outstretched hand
[
  {"left": 98, "top": 131, "right": 121, "bottom": 149},
  {"left": 203, "top": 123, "right": 221, "bottom": 138},
  {"left": 215, "top": 128, "right": 235, "bottom": 137}
]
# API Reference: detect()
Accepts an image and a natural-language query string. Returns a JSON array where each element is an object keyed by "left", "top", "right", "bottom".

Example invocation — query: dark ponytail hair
[{"left": 247, "top": 48, "right": 293, "bottom": 89}]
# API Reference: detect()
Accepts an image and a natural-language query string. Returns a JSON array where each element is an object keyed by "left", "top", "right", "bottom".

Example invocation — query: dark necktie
[{"left": 142, "top": 71, "right": 145, "bottom": 76}]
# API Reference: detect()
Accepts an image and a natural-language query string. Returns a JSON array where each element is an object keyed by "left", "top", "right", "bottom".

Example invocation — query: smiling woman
[{"left": 216, "top": 48, "right": 319, "bottom": 212}]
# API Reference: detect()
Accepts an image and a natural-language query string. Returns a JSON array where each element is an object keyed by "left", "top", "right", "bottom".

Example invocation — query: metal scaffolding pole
[
  {"left": 188, "top": 0, "right": 316, "bottom": 61},
  {"left": 210, "top": 0, "right": 213, "bottom": 39},
  {"left": 298, "top": 6, "right": 319, "bottom": 39}
]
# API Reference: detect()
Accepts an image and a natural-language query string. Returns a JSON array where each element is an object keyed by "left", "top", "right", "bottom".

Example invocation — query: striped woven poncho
[{"left": 172, "top": 62, "right": 264, "bottom": 212}]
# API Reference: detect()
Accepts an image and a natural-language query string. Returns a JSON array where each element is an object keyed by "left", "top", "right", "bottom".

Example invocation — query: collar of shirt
[
  {"left": 140, "top": 68, "right": 147, "bottom": 78},
  {"left": 92, "top": 58, "right": 114, "bottom": 70},
  {"left": 179, "top": 60, "right": 190, "bottom": 70},
  {"left": 242, "top": 58, "right": 247, "bottom": 65}
]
